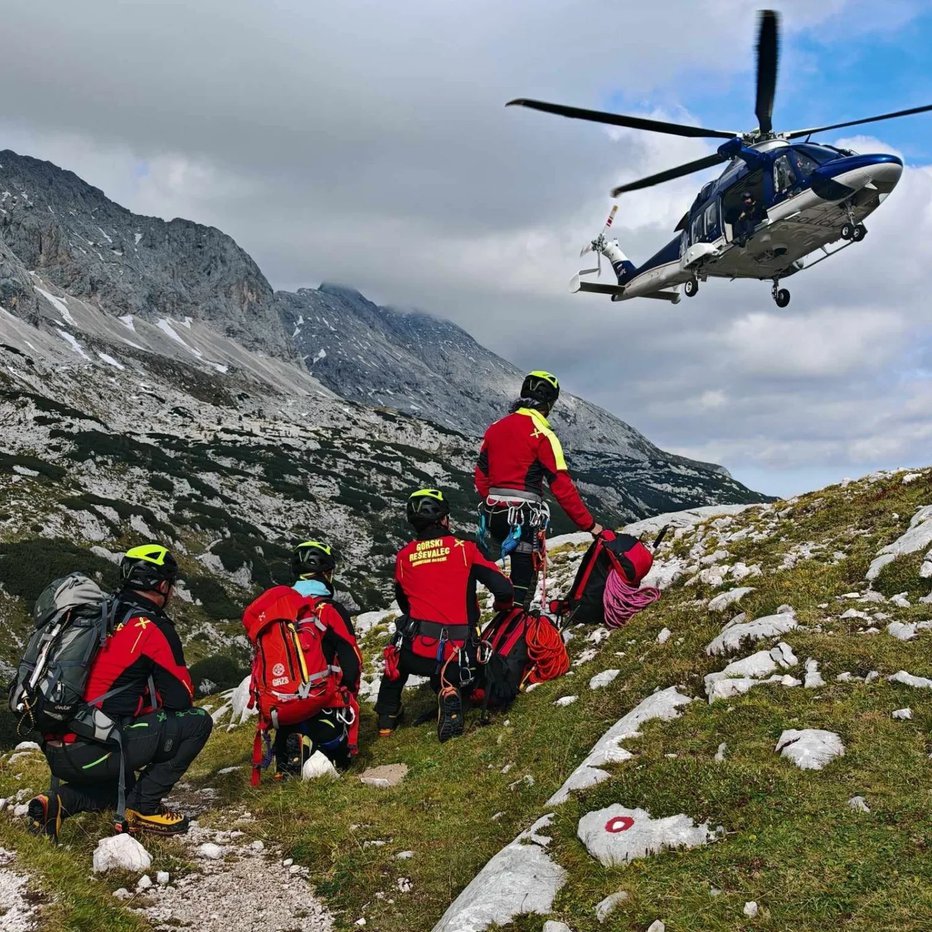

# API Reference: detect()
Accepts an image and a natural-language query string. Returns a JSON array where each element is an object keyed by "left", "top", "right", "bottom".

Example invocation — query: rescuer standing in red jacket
[
  {"left": 376, "top": 489, "right": 513, "bottom": 742},
  {"left": 475, "top": 371, "right": 603, "bottom": 606}
]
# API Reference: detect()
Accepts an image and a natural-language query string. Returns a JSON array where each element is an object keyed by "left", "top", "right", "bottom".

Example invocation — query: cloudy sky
[{"left": 3, "top": 0, "right": 932, "bottom": 495}]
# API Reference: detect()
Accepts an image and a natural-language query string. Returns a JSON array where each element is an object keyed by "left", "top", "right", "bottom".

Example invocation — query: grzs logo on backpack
[{"left": 272, "top": 676, "right": 289, "bottom": 687}]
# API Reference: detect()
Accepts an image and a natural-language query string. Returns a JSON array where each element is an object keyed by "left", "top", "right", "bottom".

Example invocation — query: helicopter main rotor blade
[
  {"left": 755, "top": 10, "right": 779, "bottom": 136},
  {"left": 610, "top": 151, "right": 729, "bottom": 197},
  {"left": 506, "top": 98, "right": 737, "bottom": 139},
  {"left": 786, "top": 102, "right": 932, "bottom": 139}
]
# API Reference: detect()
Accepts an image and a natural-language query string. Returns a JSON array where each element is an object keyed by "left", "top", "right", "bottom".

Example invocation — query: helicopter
[{"left": 507, "top": 10, "right": 932, "bottom": 307}]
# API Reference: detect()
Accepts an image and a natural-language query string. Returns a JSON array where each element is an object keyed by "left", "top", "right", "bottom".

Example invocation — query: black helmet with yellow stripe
[
  {"left": 521, "top": 370, "right": 560, "bottom": 407},
  {"left": 292, "top": 540, "right": 337, "bottom": 579},
  {"left": 406, "top": 488, "right": 450, "bottom": 531},
  {"left": 120, "top": 544, "right": 179, "bottom": 592}
]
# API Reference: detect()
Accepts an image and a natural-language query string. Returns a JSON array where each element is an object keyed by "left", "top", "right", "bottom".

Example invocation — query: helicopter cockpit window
[
  {"left": 796, "top": 144, "right": 836, "bottom": 164},
  {"left": 690, "top": 212, "right": 704, "bottom": 245},
  {"left": 772, "top": 154, "right": 797, "bottom": 200},
  {"left": 792, "top": 151, "right": 820, "bottom": 179},
  {"left": 703, "top": 201, "right": 720, "bottom": 241}
]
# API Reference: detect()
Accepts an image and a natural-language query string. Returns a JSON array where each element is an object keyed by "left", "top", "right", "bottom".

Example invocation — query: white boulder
[
  {"left": 430, "top": 815, "right": 566, "bottom": 932},
  {"left": 578, "top": 804, "right": 717, "bottom": 868},
  {"left": 705, "top": 611, "right": 797, "bottom": 656},
  {"left": 595, "top": 891, "right": 628, "bottom": 921},
  {"left": 196, "top": 843, "right": 225, "bottom": 860},
  {"left": 744, "top": 901, "right": 759, "bottom": 918},
  {"left": 656, "top": 628, "right": 671, "bottom": 645},
  {"left": 888, "top": 670, "right": 932, "bottom": 689},
  {"left": 804, "top": 659, "right": 826, "bottom": 689},
  {"left": 302, "top": 751, "right": 339, "bottom": 781},
  {"left": 848, "top": 796, "right": 870, "bottom": 813},
  {"left": 866, "top": 505, "right": 932, "bottom": 580},
  {"left": 93, "top": 834, "right": 152, "bottom": 873},
  {"left": 887, "top": 622, "right": 917, "bottom": 641},
  {"left": 554, "top": 696, "right": 578, "bottom": 707},
  {"left": 892, "top": 708, "right": 913, "bottom": 720},
  {"left": 776, "top": 729, "right": 844, "bottom": 770},
  {"left": 228, "top": 675, "right": 257, "bottom": 727},
  {"left": 589, "top": 669, "right": 620, "bottom": 690}
]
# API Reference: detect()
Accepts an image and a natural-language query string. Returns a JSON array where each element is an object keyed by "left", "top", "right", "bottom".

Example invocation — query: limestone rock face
[{"left": 0, "top": 149, "right": 290, "bottom": 356}]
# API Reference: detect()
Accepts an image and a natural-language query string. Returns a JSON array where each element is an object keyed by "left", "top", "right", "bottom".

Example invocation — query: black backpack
[
  {"left": 9, "top": 573, "right": 132, "bottom": 743},
  {"left": 555, "top": 528, "right": 667, "bottom": 625},
  {"left": 478, "top": 607, "right": 569, "bottom": 712},
  {"left": 479, "top": 608, "right": 531, "bottom": 710}
]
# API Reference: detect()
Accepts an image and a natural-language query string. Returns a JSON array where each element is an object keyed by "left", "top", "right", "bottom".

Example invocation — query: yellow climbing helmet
[
  {"left": 406, "top": 488, "right": 450, "bottom": 529},
  {"left": 521, "top": 370, "right": 560, "bottom": 406},
  {"left": 120, "top": 544, "right": 179, "bottom": 590},
  {"left": 292, "top": 540, "right": 336, "bottom": 578}
]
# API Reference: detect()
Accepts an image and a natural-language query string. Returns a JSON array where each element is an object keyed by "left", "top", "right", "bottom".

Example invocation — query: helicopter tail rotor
[
  {"left": 577, "top": 207, "right": 635, "bottom": 285},
  {"left": 579, "top": 205, "right": 618, "bottom": 269}
]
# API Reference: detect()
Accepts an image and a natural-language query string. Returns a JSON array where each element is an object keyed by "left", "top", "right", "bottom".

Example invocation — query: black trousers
[
  {"left": 273, "top": 708, "right": 349, "bottom": 771},
  {"left": 375, "top": 645, "right": 477, "bottom": 717},
  {"left": 483, "top": 505, "right": 540, "bottom": 608},
  {"left": 42, "top": 708, "right": 213, "bottom": 816}
]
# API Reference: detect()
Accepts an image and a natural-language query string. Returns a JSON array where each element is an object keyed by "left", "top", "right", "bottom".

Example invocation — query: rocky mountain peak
[{"left": 0, "top": 149, "right": 290, "bottom": 356}]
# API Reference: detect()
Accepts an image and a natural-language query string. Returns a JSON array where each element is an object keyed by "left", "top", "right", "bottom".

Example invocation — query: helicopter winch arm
[
  {"left": 506, "top": 98, "right": 737, "bottom": 140},
  {"left": 610, "top": 152, "right": 729, "bottom": 197},
  {"left": 786, "top": 102, "right": 932, "bottom": 139},
  {"left": 755, "top": 11, "right": 779, "bottom": 137}
]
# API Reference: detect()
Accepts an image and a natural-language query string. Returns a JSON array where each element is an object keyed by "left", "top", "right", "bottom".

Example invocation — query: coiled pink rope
[{"left": 603, "top": 571, "right": 661, "bottom": 629}]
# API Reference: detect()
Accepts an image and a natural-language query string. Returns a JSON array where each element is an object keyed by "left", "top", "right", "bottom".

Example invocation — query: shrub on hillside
[
  {"left": 0, "top": 539, "right": 117, "bottom": 604},
  {"left": 873, "top": 553, "right": 930, "bottom": 600},
  {"left": 189, "top": 655, "right": 246, "bottom": 694},
  {"left": 187, "top": 575, "right": 241, "bottom": 620}
]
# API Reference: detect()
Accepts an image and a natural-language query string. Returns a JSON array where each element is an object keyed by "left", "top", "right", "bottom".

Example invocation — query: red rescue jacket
[
  {"left": 474, "top": 407, "right": 594, "bottom": 531},
  {"left": 395, "top": 531, "right": 513, "bottom": 627},
  {"left": 83, "top": 593, "right": 194, "bottom": 720}
]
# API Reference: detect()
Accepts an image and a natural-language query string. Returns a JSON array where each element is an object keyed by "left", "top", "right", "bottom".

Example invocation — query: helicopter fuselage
[{"left": 577, "top": 138, "right": 903, "bottom": 303}]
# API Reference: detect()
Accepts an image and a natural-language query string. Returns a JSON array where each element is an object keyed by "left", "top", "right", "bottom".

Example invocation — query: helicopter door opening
[{"left": 722, "top": 171, "right": 765, "bottom": 242}]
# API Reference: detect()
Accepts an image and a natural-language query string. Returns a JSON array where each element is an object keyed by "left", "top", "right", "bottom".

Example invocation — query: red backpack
[{"left": 242, "top": 586, "right": 355, "bottom": 784}]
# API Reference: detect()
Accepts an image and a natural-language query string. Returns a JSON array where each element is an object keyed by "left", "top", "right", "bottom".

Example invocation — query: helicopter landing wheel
[
  {"left": 684, "top": 278, "right": 699, "bottom": 298},
  {"left": 771, "top": 279, "right": 790, "bottom": 308},
  {"left": 852, "top": 223, "right": 867, "bottom": 242},
  {"left": 840, "top": 222, "right": 854, "bottom": 240}
]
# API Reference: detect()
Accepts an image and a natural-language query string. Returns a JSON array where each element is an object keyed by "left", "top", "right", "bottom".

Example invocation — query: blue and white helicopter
[{"left": 508, "top": 10, "right": 932, "bottom": 307}]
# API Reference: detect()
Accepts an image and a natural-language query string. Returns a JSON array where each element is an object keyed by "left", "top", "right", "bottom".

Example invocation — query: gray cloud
[{"left": 2, "top": 0, "right": 930, "bottom": 495}]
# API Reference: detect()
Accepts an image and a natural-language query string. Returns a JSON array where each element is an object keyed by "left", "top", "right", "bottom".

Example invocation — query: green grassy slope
[{"left": 1, "top": 467, "right": 930, "bottom": 931}]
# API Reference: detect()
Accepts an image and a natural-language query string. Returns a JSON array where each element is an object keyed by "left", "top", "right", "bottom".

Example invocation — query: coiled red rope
[{"left": 525, "top": 613, "right": 569, "bottom": 682}]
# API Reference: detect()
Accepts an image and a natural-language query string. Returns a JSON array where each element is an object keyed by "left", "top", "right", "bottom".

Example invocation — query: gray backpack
[{"left": 9, "top": 573, "right": 131, "bottom": 742}]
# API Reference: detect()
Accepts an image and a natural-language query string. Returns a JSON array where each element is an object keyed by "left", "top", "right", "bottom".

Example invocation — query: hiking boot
[
  {"left": 275, "top": 732, "right": 304, "bottom": 779},
  {"left": 124, "top": 807, "right": 190, "bottom": 836},
  {"left": 437, "top": 689, "right": 464, "bottom": 743},
  {"left": 27, "top": 794, "right": 64, "bottom": 842},
  {"left": 377, "top": 706, "right": 404, "bottom": 737}
]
